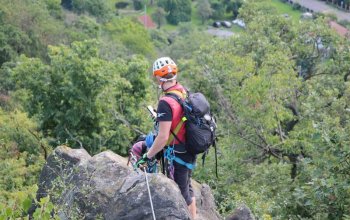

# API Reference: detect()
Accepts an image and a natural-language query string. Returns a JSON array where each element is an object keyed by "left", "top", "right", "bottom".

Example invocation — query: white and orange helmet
[{"left": 152, "top": 57, "right": 178, "bottom": 78}]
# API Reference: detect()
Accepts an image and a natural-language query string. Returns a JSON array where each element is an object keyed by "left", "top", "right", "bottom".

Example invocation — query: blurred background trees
[{"left": 1, "top": 0, "right": 349, "bottom": 219}]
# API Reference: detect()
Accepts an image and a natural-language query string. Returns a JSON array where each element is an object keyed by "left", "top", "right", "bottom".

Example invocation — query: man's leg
[
  {"left": 174, "top": 162, "right": 197, "bottom": 219},
  {"left": 188, "top": 197, "right": 197, "bottom": 219}
]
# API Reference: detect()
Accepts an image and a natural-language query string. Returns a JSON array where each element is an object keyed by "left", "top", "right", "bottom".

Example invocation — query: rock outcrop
[
  {"left": 225, "top": 204, "right": 255, "bottom": 220},
  {"left": 34, "top": 146, "right": 221, "bottom": 220}
]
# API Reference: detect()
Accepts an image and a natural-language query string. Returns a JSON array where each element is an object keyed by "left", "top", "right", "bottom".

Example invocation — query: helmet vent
[{"left": 153, "top": 57, "right": 177, "bottom": 77}]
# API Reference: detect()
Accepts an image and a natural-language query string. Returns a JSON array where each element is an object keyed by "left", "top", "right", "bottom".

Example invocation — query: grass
[
  {"left": 146, "top": 5, "right": 155, "bottom": 16},
  {"left": 162, "top": 23, "right": 179, "bottom": 31},
  {"left": 231, "top": 24, "right": 244, "bottom": 33},
  {"left": 268, "top": 0, "right": 302, "bottom": 22}
]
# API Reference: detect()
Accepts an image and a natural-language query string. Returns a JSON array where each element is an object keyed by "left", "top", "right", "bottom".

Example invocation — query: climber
[{"left": 135, "top": 57, "right": 197, "bottom": 219}]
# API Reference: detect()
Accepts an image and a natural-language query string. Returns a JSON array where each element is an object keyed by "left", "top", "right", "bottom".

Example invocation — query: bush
[
  {"left": 115, "top": 1, "right": 129, "bottom": 9},
  {"left": 149, "top": 29, "right": 169, "bottom": 48},
  {"left": 292, "top": 2, "right": 301, "bottom": 10},
  {"left": 210, "top": 1, "right": 225, "bottom": 20},
  {"left": 133, "top": 0, "right": 144, "bottom": 10},
  {"left": 158, "top": 0, "right": 192, "bottom": 25},
  {"left": 71, "top": 0, "right": 112, "bottom": 22}
]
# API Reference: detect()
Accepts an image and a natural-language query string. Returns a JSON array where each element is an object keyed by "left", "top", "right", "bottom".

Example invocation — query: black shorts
[{"left": 173, "top": 160, "right": 194, "bottom": 206}]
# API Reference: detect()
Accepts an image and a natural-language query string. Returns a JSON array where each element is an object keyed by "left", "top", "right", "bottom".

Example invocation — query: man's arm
[{"left": 146, "top": 121, "right": 171, "bottom": 158}]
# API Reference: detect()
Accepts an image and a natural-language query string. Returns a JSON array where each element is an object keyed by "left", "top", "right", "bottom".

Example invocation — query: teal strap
[
  {"left": 164, "top": 147, "right": 195, "bottom": 170},
  {"left": 174, "top": 156, "right": 196, "bottom": 170}
]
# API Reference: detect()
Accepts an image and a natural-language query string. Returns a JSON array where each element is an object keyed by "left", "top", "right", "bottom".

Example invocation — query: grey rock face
[
  {"left": 225, "top": 204, "right": 255, "bottom": 220},
  {"left": 35, "top": 146, "right": 221, "bottom": 220}
]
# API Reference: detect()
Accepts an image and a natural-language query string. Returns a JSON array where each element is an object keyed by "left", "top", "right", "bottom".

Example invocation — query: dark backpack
[{"left": 166, "top": 92, "right": 217, "bottom": 155}]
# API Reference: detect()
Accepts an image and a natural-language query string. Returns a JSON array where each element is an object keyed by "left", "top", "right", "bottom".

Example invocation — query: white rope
[{"left": 143, "top": 168, "right": 156, "bottom": 220}]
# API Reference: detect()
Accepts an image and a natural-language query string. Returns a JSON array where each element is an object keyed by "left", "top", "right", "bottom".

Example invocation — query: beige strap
[
  {"left": 165, "top": 90, "right": 186, "bottom": 99},
  {"left": 166, "top": 116, "right": 187, "bottom": 145}
]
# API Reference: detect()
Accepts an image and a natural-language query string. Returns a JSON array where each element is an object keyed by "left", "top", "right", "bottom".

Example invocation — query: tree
[
  {"left": 197, "top": 0, "right": 213, "bottom": 24},
  {"left": 152, "top": 7, "right": 167, "bottom": 29},
  {"left": 178, "top": 1, "right": 350, "bottom": 218},
  {"left": 158, "top": 0, "right": 192, "bottom": 25},
  {"left": 0, "top": 108, "right": 55, "bottom": 219},
  {"left": 210, "top": 0, "right": 225, "bottom": 20},
  {"left": 165, "top": 28, "right": 212, "bottom": 60},
  {"left": 132, "top": 0, "right": 144, "bottom": 10},
  {"left": 5, "top": 40, "right": 153, "bottom": 155},
  {"left": 71, "top": 0, "right": 112, "bottom": 22},
  {"left": 43, "top": 0, "right": 62, "bottom": 18},
  {"left": 102, "top": 18, "right": 156, "bottom": 58},
  {"left": 225, "top": 0, "right": 243, "bottom": 19},
  {"left": 0, "top": 24, "right": 30, "bottom": 66},
  {"left": 0, "top": 0, "right": 69, "bottom": 63}
]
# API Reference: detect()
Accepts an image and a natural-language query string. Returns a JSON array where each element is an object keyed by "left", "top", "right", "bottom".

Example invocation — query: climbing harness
[
  {"left": 164, "top": 146, "right": 175, "bottom": 179},
  {"left": 164, "top": 146, "right": 195, "bottom": 180}
]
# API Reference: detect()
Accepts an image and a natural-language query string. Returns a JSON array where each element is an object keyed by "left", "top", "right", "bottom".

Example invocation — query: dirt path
[
  {"left": 206, "top": 28, "right": 234, "bottom": 38},
  {"left": 297, "top": 0, "right": 350, "bottom": 21}
]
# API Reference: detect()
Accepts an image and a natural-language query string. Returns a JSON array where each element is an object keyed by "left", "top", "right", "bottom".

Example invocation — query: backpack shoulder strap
[
  {"left": 161, "top": 92, "right": 186, "bottom": 146},
  {"left": 165, "top": 89, "right": 187, "bottom": 100}
]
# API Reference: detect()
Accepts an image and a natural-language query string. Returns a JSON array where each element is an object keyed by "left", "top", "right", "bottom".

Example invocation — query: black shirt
[{"left": 156, "top": 100, "right": 172, "bottom": 122}]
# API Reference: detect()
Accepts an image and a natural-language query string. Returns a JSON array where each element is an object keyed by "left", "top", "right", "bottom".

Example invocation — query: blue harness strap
[
  {"left": 174, "top": 157, "right": 195, "bottom": 170},
  {"left": 164, "top": 147, "right": 195, "bottom": 170}
]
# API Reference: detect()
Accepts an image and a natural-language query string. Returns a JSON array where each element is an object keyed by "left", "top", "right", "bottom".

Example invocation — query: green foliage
[
  {"left": 269, "top": 0, "right": 301, "bottom": 22},
  {"left": 0, "top": 108, "right": 51, "bottom": 219},
  {"left": 103, "top": 18, "right": 156, "bottom": 58},
  {"left": 158, "top": 0, "right": 192, "bottom": 25},
  {"left": 292, "top": 2, "right": 301, "bottom": 11},
  {"left": 165, "top": 29, "right": 212, "bottom": 60},
  {"left": 0, "top": 185, "right": 36, "bottom": 219},
  {"left": 1, "top": 0, "right": 350, "bottom": 219},
  {"left": 71, "top": 15, "right": 100, "bottom": 39},
  {"left": 210, "top": 0, "right": 225, "bottom": 20},
  {"left": 0, "top": 109, "right": 46, "bottom": 192},
  {"left": 197, "top": 0, "right": 213, "bottom": 24},
  {"left": 132, "top": 0, "right": 144, "bottom": 10},
  {"left": 149, "top": 29, "right": 169, "bottom": 49},
  {"left": 185, "top": 0, "right": 350, "bottom": 218},
  {"left": 225, "top": 0, "right": 243, "bottom": 19},
  {"left": 43, "top": 0, "right": 63, "bottom": 18},
  {"left": 4, "top": 40, "right": 153, "bottom": 155},
  {"left": 208, "top": 0, "right": 243, "bottom": 20},
  {"left": 32, "top": 196, "right": 58, "bottom": 220},
  {"left": 0, "top": 20, "right": 31, "bottom": 66},
  {"left": 71, "top": 0, "right": 113, "bottom": 22},
  {"left": 152, "top": 7, "right": 167, "bottom": 29},
  {"left": 0, "top": 187, "right": 58, "bottom": 219},
  {"left": 0, "top": 0, "right": 80, "bottom": 62},
  {"left": 0, "top": 109, "right": 45, "bottom": 155}
]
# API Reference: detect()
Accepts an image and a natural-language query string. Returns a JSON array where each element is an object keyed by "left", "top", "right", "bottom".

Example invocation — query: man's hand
[{"left": 135, "top": 153, "right": 150, "bottom": 168}]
